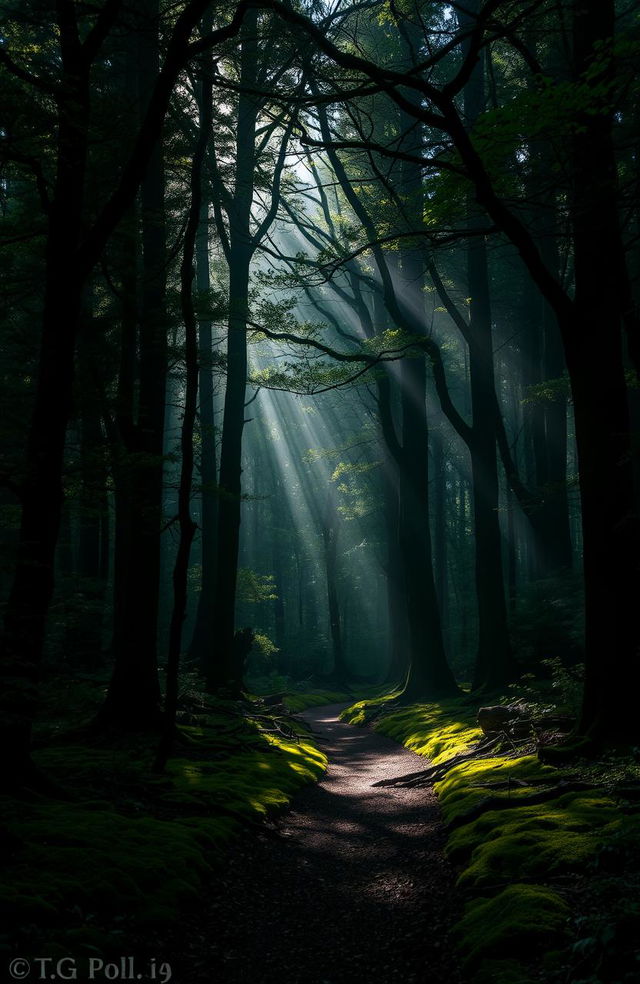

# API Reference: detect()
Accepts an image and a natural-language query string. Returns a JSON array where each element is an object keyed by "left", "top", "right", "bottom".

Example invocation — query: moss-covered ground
[
  {"left": 1, "top": 675, "right": 326, "bottom": 964},
  {"left": 282, "top": 689, "right": 352, "bottom": 712},
  {"left": 341, "top": 696, "right": 640, "bottom": 984}
]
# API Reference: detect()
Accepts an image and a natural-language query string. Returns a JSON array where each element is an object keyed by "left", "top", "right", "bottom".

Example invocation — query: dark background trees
[
  {"left": 1, "top": 0, "right": 639, "bottom": 787},
  {"left": 3, "top": 3, "right": 640, "bottom": 980}
]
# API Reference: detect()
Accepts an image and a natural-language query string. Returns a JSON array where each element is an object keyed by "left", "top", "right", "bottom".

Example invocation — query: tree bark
[
  {"left": 207, "top": 9, "right": 259, "bottom": 693},
  {"left": 189, "top": 53, "right": 219, "bottom": 669},
  {"left": 103, "top": 0, "right": 167, "bottom": 725},
  {"left": 0, "top": 0, "right": 248, "bottom": 775},
  {"left": 460, "top": 0, "right": 512, "bottom": 692},
  {"left": 0, "top": 22, "right": 90, "bottom": 781},
  {"left": 155, "top": 42, "right": 212, "bottom": 770},
  {"left": 568, "top": 0, "right": 640, "bottom": 743},
  {"left": 321, "top": 489, "right": 348, "bottom": 682}
]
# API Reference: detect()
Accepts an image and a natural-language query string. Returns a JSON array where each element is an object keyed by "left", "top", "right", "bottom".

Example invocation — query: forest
[{"left": 1, "top": 0, "right": 640, "bottom": 982}]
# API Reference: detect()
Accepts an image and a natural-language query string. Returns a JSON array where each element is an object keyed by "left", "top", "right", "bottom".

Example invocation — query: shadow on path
[{"left": 179, "top": 704, "right": 462, "bottom": 984}]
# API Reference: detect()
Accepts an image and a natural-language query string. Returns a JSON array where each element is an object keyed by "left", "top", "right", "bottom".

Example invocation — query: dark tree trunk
[
  {"left": 75, "top": 359, "right": 109, "bottom": 665},
  {"left": 460, "top": 0, "right": 512, "bottom": 693},
  {"left": 317, "top": 97, "right": 457, "bottom": 700},
  {"left": 372, "top": 293, "right": 409, "bottom": 687},
  {"left": 466, "top": 242, "right": 512, "bottom": 691},
  {"left": 321, "top": 490, "right": 348, "bottom": 682},
  {"left": 396, "top": 113, "right": 458, "bottom": 702},
  {"left": 271, "top": 483, "right": 288, "bottom": 671},
  {"left": 382, "top": 443, "right": 409, "bottom": 688},
  {"left": 568, "top": 0, "right": 640, "bottom": 744},
  {"left": 0, "top": 28, "right": 90, "bottom": 781},
  {"left": 0, "top": 0, "right": 243, "bottom": 775},
  {"left": 537, "top": 226, "right": 572, "bottom": 575},
  {"left": 155, "top": 45, "right": 212, "bottom": 770},
  {"left": 521, "top": 62, "right": 572, "bottom": 578},
  {"left": 103, "top": 0, "right": 167, "bottom": 725},
  {"left": 207, "top": 9, "right": 258, "bottom": 694},
  {"left": 189, "top": 101, "right": 218, "bottom": 669},
  {"left": 431, "top": 422, "right": 449, "bottom": 630}
]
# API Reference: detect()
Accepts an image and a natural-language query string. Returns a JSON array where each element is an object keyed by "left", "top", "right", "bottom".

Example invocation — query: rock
[{"left": 477, "top": 705, "right": 522, "bottom": 735}]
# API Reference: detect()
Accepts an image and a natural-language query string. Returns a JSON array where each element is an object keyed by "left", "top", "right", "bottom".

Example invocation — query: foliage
[
  {"left": 509, "top": 657, "right": 585, "bottom": 721},
  {"left": 0, "top": 676, "right": 326, "bottom": 960},
  {"left": 244, "top": 631, "right": 279, "bottom": 677},
  {"left": 510, "top": 576, "right": 585, "bottom": 673},
  {"left": 236, "top": 569, "right": 278, "bottom": 604}
]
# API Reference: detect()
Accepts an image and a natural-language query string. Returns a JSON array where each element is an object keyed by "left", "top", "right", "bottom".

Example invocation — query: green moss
[
  {"left": 340, "top": 691, "right": 401, "bottom": 726},
  {"left": 435, "top": 754, "right": 563, "bottom": 825},
  {"left": 342, "top": 695, "right": 481, "bottom": 762},
  {"left": 472, "top": 958, "right": 534, "bottom": 984},
  {"left": 0, "top": 800, "right": 210, "bottom": 934},
  {"left": 2, "top": 697, "right": 327, "bottom": 958},
  {"left": 448, "top": 791, "right": 617, "bottom": 887},
  {"left": 379, "top": 706, "right": 481, "bottom": 762},
  {"left": 341, "top": 694, "right": 629, "bottom": 984},
  {"left": 282, "top": 690, "right": 351, "bottom": 712},
  {"left": 455, "top": 884, "right": 571, "bottom": 969}
]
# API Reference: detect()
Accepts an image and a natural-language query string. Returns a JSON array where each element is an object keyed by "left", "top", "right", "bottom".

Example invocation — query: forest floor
[{"left": 170, "top": 703, "right": 462, "bottom": 984}]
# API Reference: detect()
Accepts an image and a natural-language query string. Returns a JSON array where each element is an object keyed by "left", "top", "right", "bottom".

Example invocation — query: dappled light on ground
[{"left": 176, "top": 704, "right": 461, "bottom": 984}]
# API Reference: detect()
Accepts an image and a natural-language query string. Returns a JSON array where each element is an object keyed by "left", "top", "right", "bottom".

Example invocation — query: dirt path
[{"left": 178, "top": 704, "right": 462, "bottom": 984}]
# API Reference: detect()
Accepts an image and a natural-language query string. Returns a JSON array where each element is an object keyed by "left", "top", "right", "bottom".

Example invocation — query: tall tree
[
  {"left": 459, "top": 0, "right": 512, "bottom": 691},
  {"left": 0, "top": 0, "right": 247, "bottom": 781},
  {"left": 103, "top": 0, "right": 168, "bottom": 726},
  {"left": 205, "top": 11, "right": 298, "bottom": 692}
]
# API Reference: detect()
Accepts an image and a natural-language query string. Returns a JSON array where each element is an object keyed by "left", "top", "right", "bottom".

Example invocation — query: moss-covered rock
[
  {"left": 434, "top": 754, "right": 559, "bottom": 825},
  {"left": 448, "top": 791, "right": 617, "bottom": 886},
  {"left": 455, "top": 884, "right": 571, "bottom": 969}
]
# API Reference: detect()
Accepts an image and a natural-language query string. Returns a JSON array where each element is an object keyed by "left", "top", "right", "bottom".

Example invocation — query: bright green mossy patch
[
  {"left": 455, "top": 884, "right": 571, "bottom": 970},
  {"left": 340, "top": 691, "right": 402, "bottom": 726},
  {"left": 375, "top": 701, "right": 481, "bottom": 763},
  {"left": 435, "top": 754, "right": 563, "bottom": 824},
  {"left": 1, "top": 698, "right": 326, "bottom": 958},
  {"left": 342, "top": 693, "right": 633, "bottom": 984},
  {"left": 164, "top": 734, "right": 326, "bottom": 818},
  {"left": 342, "top": 695, "right": 481, "bottom": 763},
  {"left": 449, "top": 791, "right": 617, "bottom": 887}
]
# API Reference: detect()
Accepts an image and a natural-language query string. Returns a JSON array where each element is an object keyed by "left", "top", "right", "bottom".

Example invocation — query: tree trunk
[
  {"left": 103, "top": 0, "right": 167, "bottom": 725},
  {"left": 207, "top": 9, "right": 258, "bottom": 694},
  {"left": 460, "top": 0, "right": 512, "bottom": 692},
  {"left": 321, "top": 490, "right": 348, "bottom": 683},
  {"left": 0, "top": 33, "right": 90, "bottom": 780},
  {"left": 155, "top": 46, "right": 212, "bottom": 770},
  {"left": 189, "top": 136, "right": 218, "bottom": 667},
  {"left": 396, "top": 109, "right": 458, "bottom": 702},
  {"left": 568, "top": 0, "right": 640, "bottom": 743}
]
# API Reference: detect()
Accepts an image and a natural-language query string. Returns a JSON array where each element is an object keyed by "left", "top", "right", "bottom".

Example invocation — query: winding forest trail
[{"left": 180, "top": 704, "right": 462, "bottom": 984}]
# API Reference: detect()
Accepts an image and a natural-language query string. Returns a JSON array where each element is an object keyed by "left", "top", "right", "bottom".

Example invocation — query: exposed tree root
[
  {"left": 445, "top": 780, "right": 597, "bottom": 830},
  {"left": 372, "top": 736, "right": 503, "bottom": 788}
]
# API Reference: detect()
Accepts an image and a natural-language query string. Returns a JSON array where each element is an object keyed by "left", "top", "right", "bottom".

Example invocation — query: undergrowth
[
  {"left": 341, "top": 694, "right": 640, "bottom": 984},
  {"left": 1, "top": 674, "right": 326, "bottom": 964}
]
